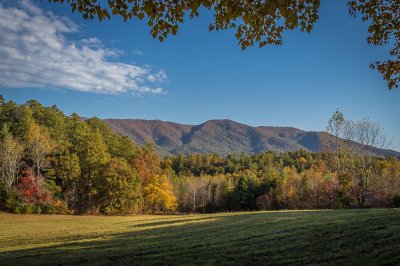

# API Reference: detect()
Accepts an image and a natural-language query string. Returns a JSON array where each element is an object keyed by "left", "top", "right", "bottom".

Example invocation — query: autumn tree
[
  {"left": 131, "top": 143, "right": 161, "bottom": 183},
  {"left": 349, "top": 0, "right": 400, "bottom": 89},
  {"left": 132, "top": 143, "right": 177, "bottom": 213},
  {"left": 26, "top": 123, "right": 55, "bottom": 176},
  {"left": 326, "top": 109, "right": 345, "bottom": 166},
  {"left": 1, "top": 96, "right": 400, "bottom": 213},
  {"left": 184, "top": 175, "right": 222, "bottom": 212},
  {"left": 142, "top": 173, "right": 177, "bottom": 213},
  {"left": 324, "top": 109, "right": 353, "bottom": 206},
  {"left": 343, "top": 117, "right": 389, "bottom": 207},
  {"left": 185, "top": 176, "right": 208, "bottom": 212},
  {"left": 377, "top": 159, "right": 400, "bottom": 206},
  {"left": 326, "top": 109, "right": 391, "bottom": 207},
  {"left": 275, "top": 166, "right": 305, "bottom": 209},
  {"left": 18, "top": 168, "right": 53, "bottom": 207},
  {"left": 303, "top": 160, "right": 339, "bottom": 208},
  {"left": 0, "top": 134, "right": 24, "bottom": 192}
]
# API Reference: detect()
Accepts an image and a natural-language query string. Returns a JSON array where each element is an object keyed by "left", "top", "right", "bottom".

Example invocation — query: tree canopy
[
  {"left": 47, "top": 0, "right": 399, "bottom": 89},
  {"left": 0, "top": 97, "right": 399, "bottom": 214}
]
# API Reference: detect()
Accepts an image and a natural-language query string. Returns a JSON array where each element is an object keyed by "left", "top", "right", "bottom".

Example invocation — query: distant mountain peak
[{"left": 105, "top": 119, "right": 400, "bottom": 157}]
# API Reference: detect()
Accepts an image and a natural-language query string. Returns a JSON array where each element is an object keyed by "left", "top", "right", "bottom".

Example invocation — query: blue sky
[{"left": 0, "top": 0, "right": 399, "bottom": 151}]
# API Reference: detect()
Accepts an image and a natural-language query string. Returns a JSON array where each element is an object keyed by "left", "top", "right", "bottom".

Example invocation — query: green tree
[
  {"left": 86, "top": 117, "right": 136, "bottom": 160},
  {"left": 98, "top": 158, "right": 142, "bottom": 214},
  {"left": 231, "top": 176, "right": 257, "bottom": 211},
  {"left": 25, "top": 100, "right": 69, "bottom": 152},
  {"left": 70, "top": 118, "right": 110, "bottom": 213},
  {"left": 53, "top": 152, "right": 81, "bottom": 210},
  {"left": 0, "top": 100, "right": 33, "bottom": 139}
]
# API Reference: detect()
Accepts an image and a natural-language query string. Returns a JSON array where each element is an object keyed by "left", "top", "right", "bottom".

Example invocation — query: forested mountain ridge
[
  {"left": 1, "top": 97, "right": 400, "bottom": 215},
  {"left": 105, "top": 119, "right": 400, "bottom": 157}
]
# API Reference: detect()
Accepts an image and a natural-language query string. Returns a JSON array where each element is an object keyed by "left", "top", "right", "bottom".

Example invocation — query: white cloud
[
  {"left": 0, "top": 1, "right": 167, "bottom": 95},
  {"left": 147, "top": 70, "right": 167, "bottom": 83},
  {"left": 132, "top": 50, "right": 143, "bottom": 56},
  {"left": 79, "top": 38, "right": 103, "bottom": 49}
]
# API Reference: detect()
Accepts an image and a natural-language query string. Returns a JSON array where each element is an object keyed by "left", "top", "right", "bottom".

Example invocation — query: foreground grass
[{"left": 0, "top": 209, "right": 399, "bottom": 265}]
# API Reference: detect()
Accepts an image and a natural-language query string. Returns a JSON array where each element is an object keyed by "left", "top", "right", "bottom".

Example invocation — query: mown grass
[{"left": 0, "top": 209, "right": 399, "bottom": 265}]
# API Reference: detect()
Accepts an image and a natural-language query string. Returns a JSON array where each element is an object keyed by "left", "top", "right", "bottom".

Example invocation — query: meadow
[{"left": 0, "top": 209, "right": 399, "bottom": 265}]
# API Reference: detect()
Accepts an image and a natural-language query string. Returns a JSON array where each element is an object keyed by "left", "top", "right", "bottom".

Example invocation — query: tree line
[{"left": 0, "top": 96, "right": 399, "bottom": 214}]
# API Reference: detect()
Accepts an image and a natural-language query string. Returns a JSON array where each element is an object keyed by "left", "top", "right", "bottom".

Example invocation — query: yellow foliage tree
[
  {"left": 275, "top": 166, "right": 303, "bottom": 209},
  {"left": 143, "top": 174, "right": 177, "bottom": 213},
  {"left": 26, "top": 123, "right": 54, "bottom": 176}
]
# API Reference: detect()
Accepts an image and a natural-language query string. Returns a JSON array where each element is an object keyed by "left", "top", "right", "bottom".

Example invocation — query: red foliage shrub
[{"left": 17, "top": 168, "right": 52, "bottom": 205}]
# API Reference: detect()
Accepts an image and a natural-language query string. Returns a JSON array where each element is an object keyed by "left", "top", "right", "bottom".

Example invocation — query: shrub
[
  {"left": 32, "top": 205, "right": 42, "bottom": 214},
  {"left": 22, "top": 204, "right": 33, "bottom": 214},
  {"left": 54, "top": 200, "right": 70, "bottom": 214},
  {"left": 18, "top": 171, "right": 53, "bottom": 205},
  {"left": 42, "top": 204, "right": 56, "bottom": 214},
  {"left": 394, "top": 196, "right": 400, "bottom": 208},
  {"left": 36, "top": 200, "right": 69, "bottom": 214},
  {"left": 0, "top": 182, "right": 7, "bottom": 210},
  {"left": 5, "top": 188, "right": 24, "bottom": 213}
]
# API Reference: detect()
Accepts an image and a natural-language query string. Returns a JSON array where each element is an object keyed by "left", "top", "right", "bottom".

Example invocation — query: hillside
[{"left": 105, "top": 119, "right": 400, "bottom": 157}]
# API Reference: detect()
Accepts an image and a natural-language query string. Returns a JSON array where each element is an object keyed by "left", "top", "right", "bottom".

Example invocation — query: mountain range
[{"left": 105, "top": 119, "right": 400, "bottom": 157}]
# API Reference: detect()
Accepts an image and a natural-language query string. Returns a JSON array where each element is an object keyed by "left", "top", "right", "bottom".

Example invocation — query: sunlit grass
[{"left": 1, "top": 209, "right": 399, "bottom": 265}]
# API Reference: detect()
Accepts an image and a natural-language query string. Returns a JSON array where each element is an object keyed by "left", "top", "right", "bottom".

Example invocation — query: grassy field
[{"left": 0, "top": 209, "right": 399, "bottom": 265}]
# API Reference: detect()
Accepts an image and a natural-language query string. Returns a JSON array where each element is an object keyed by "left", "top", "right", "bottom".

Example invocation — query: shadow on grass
[
  {"left": 129, "top": 216, "right": 217, "bottom": 229},
  {"left": 1, "top": 209, "right": 399, "bottom": 265}
]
